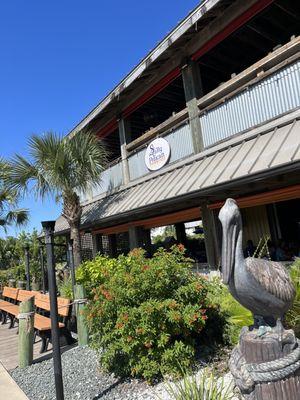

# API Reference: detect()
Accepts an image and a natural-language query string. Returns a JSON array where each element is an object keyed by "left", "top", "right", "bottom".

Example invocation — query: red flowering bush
[{"left": 77, "top": 246, "right": 212, "bottom": 382}]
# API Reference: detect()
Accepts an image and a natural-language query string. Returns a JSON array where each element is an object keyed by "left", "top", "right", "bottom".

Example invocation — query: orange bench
[
  {"left": 1, "top": 289, "right": 39, "bottom": 329},
  {"left": 0, "top": 287, "right": 74, "bottom": 352},
  {"left": 0, "top": 287, "right": 19, "bottom": 326},
  {"left": 34, "top": 293, "right": 73, "bottom": 352}
]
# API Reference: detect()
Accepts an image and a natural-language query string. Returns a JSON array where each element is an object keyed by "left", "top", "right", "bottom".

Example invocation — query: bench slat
[
  {"left": 34, "top": 314, "right": 65, "bottom": 331},
  {"left": 0, "top": 300, "right": 19, "bottom": 315},
  {"left": 35, "top": 293, "right": 71, "bottom": 317},
  {"left": 2, "top": 287, "right": 19, "bottom": 301},
  {"left": 17, "top": 290, "right": 37, "bottom": 303}
]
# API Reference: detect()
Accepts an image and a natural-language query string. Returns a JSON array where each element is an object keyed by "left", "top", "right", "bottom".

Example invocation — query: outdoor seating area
[{"left": 0, "top": 288, "right": 73, "bottom": 353}]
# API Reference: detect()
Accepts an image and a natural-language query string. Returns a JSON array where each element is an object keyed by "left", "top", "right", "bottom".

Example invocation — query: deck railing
[
  {"left": 79, "top": 160, "right": 123, "bottom": 203},
  {"left": 200, "top": 59, "right": 300, "bottom": 147}
]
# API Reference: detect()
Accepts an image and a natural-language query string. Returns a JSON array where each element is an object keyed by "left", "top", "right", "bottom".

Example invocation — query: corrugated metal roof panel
[{"left": 55, "top": 111, "right": 300, "bottom": 233}]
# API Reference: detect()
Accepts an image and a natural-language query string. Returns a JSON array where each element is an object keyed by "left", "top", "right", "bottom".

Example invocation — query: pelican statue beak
[{"left": 218, "top": 199, "right": 239, "bottom": 284}]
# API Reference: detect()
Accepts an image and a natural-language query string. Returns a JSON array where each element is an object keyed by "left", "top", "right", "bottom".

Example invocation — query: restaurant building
[{"left": 55, "top": 0, "right": 300, "bottom": 268}]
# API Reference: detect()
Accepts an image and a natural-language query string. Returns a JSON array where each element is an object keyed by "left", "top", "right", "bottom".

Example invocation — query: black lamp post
[
  {"left": 39, "top": 243, "right": 46, "bottom": 293},
  {"left": 24, "top": 244, "right": 31, "bottom": 291},
  {"left": 41, "top": 220, "right": 64, "bottom": 400}
]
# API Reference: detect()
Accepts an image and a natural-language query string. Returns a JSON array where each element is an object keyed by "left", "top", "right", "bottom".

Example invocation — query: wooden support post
[
  {"left": 91, "top": 233, "right": 103, "bottom": 257},
  {"left": 182, "top": 59, "right": 204, "bottom": 154},
  {"left": 74, "top": 285, "right": 88, "bottom": 347},
  {"left": 231, "top": 329, "right": 300, "bottom": 399},
  {"left": 18, "top": 296, "right": 34, "bottom": 368},
  {"left": 175, "top": 222, "right": 187, "bottom": 246},
  {"left": 201, "top": 203, "right": 219, "bottom": 269},
  {"left": 118, "top": 118, "right": 131, "bottom": 185},
  {"left": 129, "top": 227, "right": 143, "bottom": 250},
  {"left": 108, "top": 234, "right": 117, "bottom": 257},
  {"left": 143, "top": 229, "right": 152, "bottom": 255}
]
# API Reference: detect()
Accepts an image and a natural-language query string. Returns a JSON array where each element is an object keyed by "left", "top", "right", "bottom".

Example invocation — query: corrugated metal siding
[
  {"left": 167, "top": 122, "right": 194, "bottom": 163},
  {"left": 128, "top": 121, "right": 193, "bottom": 180},
  {"left": 91, "top": 162, "right": 123, "bottom": 197},
  {"left": 128, "top": 148, "right": 148, "bottom": 180},
  {"left": 242, "top": 205, "right": 271, "bottom": 248},
  {"left": 201, "top": 61, "right": 300, "bottom": 147}
]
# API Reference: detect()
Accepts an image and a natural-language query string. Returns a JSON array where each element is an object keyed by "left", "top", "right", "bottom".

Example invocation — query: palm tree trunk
[
  {"left": 62, "top": 193, "right": 82, "bottom": 268},
  {"left": 69, "top": 221, "right": 82, "bottom": 268}
]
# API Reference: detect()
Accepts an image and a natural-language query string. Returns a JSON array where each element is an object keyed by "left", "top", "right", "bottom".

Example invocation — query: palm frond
[
  {"left": 5, "top": 209, "right": 29, "bottom": 226},
  {"left": 67, "top": 130, "right": 108, "bottom": 192}
]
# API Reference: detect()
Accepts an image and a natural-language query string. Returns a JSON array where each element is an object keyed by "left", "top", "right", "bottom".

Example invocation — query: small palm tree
[
  {"left": 0, "top": 158, "right": 28, "bottom": 231},
  {"left": 9, "top": 131, "right": 108, "bottom": 267}
]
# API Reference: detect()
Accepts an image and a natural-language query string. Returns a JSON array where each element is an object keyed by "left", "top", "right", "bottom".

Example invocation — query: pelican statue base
[{"left": 219, "top": 199, "right": 300, "bottom": 400}]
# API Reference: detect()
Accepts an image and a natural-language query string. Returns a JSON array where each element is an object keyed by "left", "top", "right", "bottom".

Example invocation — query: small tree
[{"left": 9, "top": 131, "right": 107, "bottom": 267}]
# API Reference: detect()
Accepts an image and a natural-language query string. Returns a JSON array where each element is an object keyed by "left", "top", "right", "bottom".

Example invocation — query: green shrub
[
  {"left": 285, "top": 259, "right": 300, "bottom": 337},
  {"left": 78, "top": 246, "right": 213, "bottom": 382},
  {"left": 161, "top": 368, "right": 234, "bottom": 400},
  {"left": 207, "top": 277, "right": 253, "bottom": 345}
]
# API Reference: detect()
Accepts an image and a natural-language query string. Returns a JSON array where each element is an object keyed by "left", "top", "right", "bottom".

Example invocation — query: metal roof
[{"left": 55, "top": 109, "right": 300, "bottom": 234}]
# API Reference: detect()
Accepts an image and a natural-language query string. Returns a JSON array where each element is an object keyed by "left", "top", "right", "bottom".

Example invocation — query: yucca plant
[
  {"left": 160, "top": 369, "right": 235, "bottom": 400},
  {"left": 8, "top": 131, "right": 108, "bottom": 267}
]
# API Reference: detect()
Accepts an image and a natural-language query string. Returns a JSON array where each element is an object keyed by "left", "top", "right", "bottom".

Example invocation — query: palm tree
[
  {"left": 0, "top": 158, "right": 28, "bottom": 231},
  {"left": 9, "top": 131, "right": 108, "bottom": 267}
]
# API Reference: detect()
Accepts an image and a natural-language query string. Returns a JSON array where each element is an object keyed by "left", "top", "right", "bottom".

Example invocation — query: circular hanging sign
[{"left": 145, "top": 138, "right": 171, "bottom": 171}]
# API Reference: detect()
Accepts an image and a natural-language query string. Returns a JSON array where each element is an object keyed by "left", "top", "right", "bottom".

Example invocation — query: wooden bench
[
  {"left": 34, "top": 293, "right": 73, "bottom": 353},
  {"left": 1, "top": 288, "right": 74, "bottom": 353},
  {"left": 2, "top": 290, "right": 39, "bottom": 329},
  {"left": 0, "top": 287, "right": 19, "bottom": 326}
]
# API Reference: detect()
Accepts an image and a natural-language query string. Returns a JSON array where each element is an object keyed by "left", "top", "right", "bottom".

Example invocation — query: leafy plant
[
  {"left": 161, "top": 368, "right": 234, "bottom": 400},
  {"left": 207, "top": 277, "right": 253, "bottom": 345},
  {"left": 78, "top": 246, "right": 214, "bottom": 382},
  {"left": 57, "top": 276, "right": 73, "bottom": 299},
  {"left": 285, "top": 258, "right": 300, "bottom": 337}
]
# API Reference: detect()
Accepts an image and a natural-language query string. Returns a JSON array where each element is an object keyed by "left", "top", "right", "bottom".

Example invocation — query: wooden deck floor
[{"left": 0, "top": 321, "right": 53, "bottom": 371}]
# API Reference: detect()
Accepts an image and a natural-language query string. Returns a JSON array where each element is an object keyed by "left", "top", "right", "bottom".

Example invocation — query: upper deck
[{"left": 79, "top": 35, "right": 300, "bottom": 204}]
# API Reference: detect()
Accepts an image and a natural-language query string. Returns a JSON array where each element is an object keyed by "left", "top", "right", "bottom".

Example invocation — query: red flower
[{"left": 177, "top": 243, "right": 185, "bottom": 252}]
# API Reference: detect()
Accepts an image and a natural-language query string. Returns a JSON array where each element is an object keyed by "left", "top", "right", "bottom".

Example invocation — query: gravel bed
[{"left": 11, "top": 346, "right": 238, "bottom": 400}]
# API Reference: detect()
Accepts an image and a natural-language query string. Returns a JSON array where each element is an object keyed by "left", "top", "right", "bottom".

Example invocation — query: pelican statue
[{"left": 218, "top": 198, "right": 295, "bottom": 329}]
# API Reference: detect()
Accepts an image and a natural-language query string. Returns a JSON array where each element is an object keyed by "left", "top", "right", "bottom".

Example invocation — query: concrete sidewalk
[{"left": 0, "top": 361, "right": 29, "bottom": 400}]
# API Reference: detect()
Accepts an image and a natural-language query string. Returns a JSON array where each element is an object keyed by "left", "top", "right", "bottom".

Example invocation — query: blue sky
[{"left": 0, "top": 0, "right": 199, "bottom": 237}]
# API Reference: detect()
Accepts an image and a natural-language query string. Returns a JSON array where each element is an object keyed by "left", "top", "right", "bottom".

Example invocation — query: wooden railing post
[
  {"left": 18, "top": 296, "right": 34, "bottom": 368},
  {"left": 74, "top": 284, "right": 88, "bottom": 346}
]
